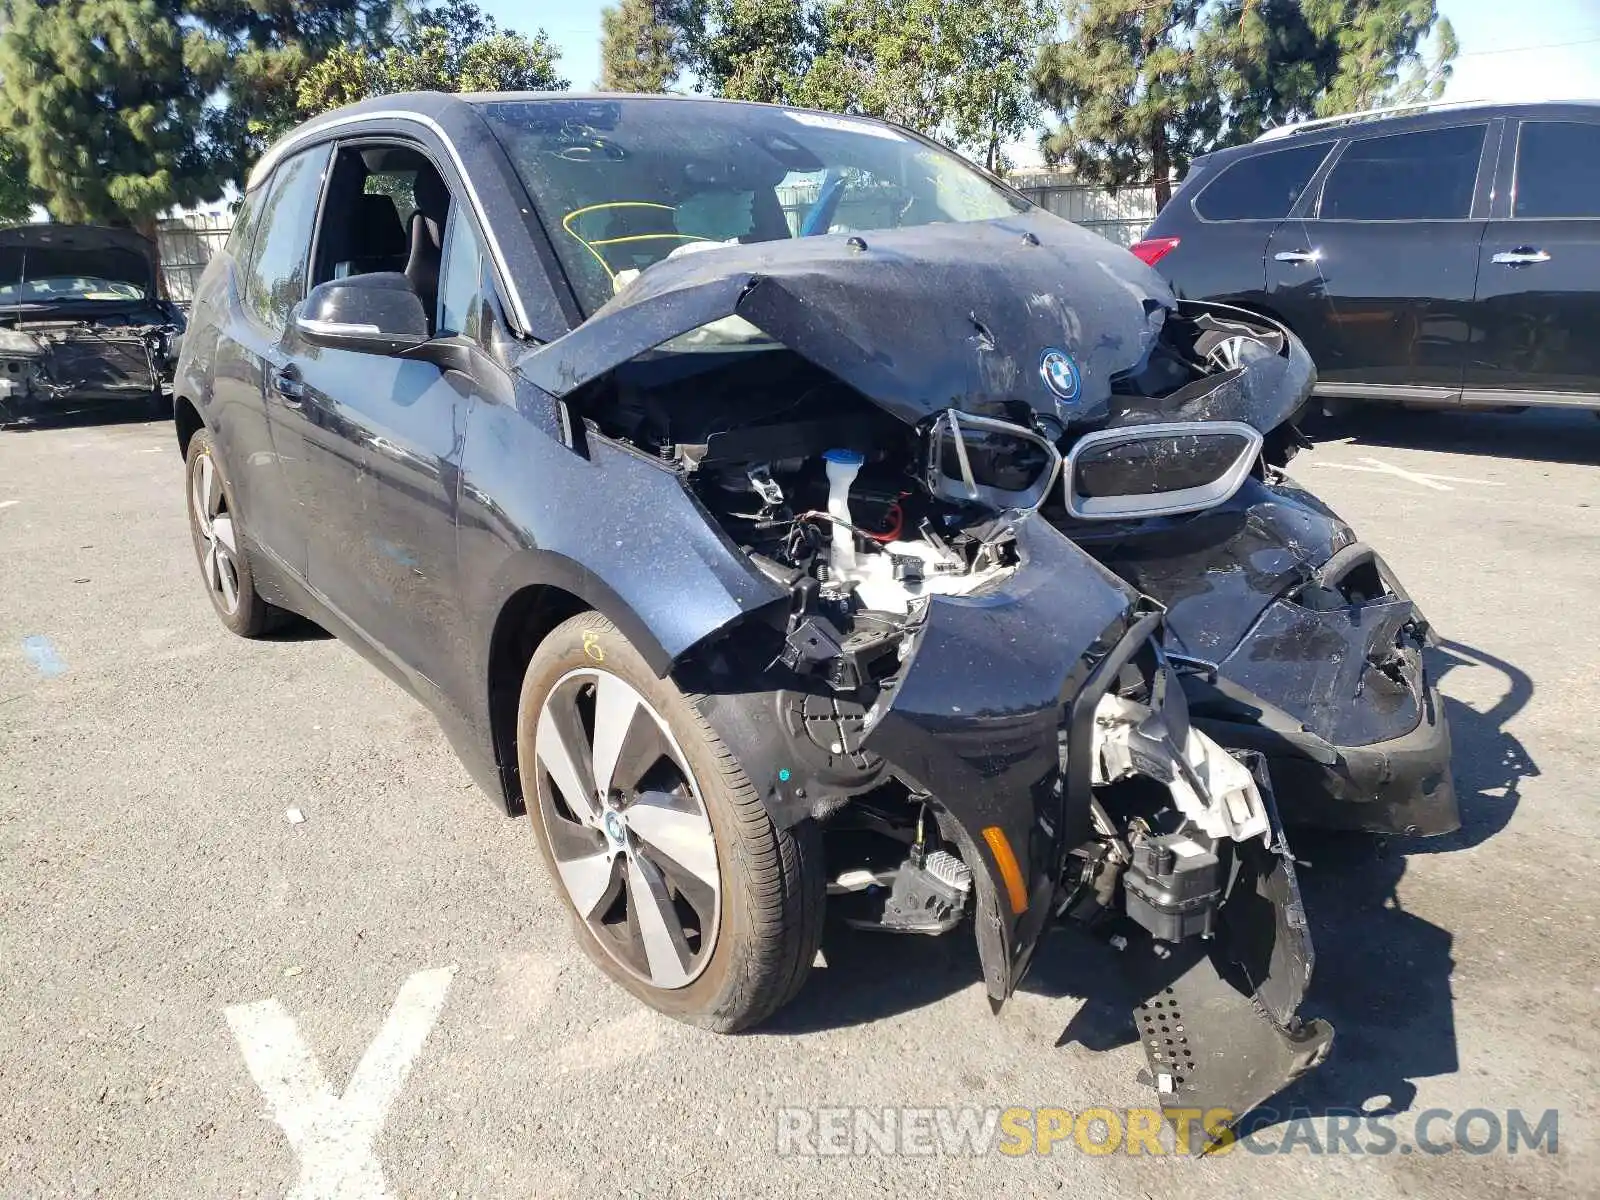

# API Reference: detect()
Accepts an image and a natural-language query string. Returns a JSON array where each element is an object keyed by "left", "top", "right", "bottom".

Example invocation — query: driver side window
[{"left": 310, "top": 141, "right": 453, "bottom": 332}]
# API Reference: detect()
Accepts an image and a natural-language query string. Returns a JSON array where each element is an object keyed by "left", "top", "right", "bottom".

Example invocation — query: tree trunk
[
  {"left": 985, "top": 76, "right": 1002, "bottom": 173},
  {"left": 135, "top": 216, "right": 166, "bottom": 299},
  {"left": 1152, "top": 128, "right": 1172, "bottom": 211}
]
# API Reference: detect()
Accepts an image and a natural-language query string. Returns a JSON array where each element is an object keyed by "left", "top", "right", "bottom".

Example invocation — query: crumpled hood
[
  {"left": 0, "top": 224, "right": 156, "bottom": 300},
  {"left": 518, "top": 210, "right": 1175, "bottom": 427}
]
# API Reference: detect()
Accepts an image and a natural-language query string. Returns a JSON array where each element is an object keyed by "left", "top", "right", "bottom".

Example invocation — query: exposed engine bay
[
  {"left": 594, "top": 344, "right": 1034, "bottom": 635},
  {"left": 0, "top": 314, "right": 179, "bottom": 409}
]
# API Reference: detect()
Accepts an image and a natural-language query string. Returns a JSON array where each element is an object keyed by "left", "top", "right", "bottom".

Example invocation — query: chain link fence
[{"left": 156, "top": 212, "right": 232, "bottom": 306}]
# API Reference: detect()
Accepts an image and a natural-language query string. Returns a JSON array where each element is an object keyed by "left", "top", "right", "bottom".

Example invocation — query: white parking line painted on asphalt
[
  {"left": 1311, "top": 455, "right": 1508, "bottom": 492},
  {"left": 225, "top": 965, "right": 456, "bottom": 1200}
]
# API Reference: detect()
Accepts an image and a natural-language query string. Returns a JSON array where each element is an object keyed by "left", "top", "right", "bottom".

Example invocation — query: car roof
[
  {"left": 249, "top": 90, "right": 913, "bottom": 192},
  {"left": 1176, "top": 98, "right": 1598, "bottom": 179},
  {"left": 1253, "top": 98, "right": 1600, "bottom": 147}
]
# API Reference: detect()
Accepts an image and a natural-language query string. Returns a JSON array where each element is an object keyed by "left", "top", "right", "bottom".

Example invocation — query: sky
[{"left": 482, "top": 0, "right": 1600, "bottom": 114}]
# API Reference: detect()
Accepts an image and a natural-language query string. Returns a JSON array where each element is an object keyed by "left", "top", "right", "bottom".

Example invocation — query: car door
[
  {"left": 1154, "top": 138, "right": 1337, "bottom": 308},
  {"left": 1265, "top": 121, "right": 1495, "bottom": 395},
  {"left": 1465, "top": 116, "right": 1600, "bottom": 404},
  {"left": 214, "top": 145, "right": 331, "bottom": 576},
  {"left": 277, "top": 146, "right": 496, "bottom": 695}
]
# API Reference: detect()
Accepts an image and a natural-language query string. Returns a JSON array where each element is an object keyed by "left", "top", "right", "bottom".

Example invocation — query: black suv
[{"left": 1135, "top": 100, "right": 1600, "bottom": 413}]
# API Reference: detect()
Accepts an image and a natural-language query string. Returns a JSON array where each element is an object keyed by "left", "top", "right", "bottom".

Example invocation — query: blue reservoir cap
[{"left": 823, "top": 448, "right": 865, "bottom": 467}]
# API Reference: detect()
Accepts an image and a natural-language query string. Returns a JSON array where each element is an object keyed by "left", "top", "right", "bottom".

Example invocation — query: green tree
[
  {"left": 0, "top": 0, "right": 232, "bottom": 239},
  {"left": 670, "top": 0, "right": 1051, "bottom": 167},
  {"left": 0, "top": 137, "right": 38, "bottom": 225},
  {"left": 931, "top": 0, "right": 1055, "bottom": 171},
  {"left": 190, "top": 1, "right": 399, "bottom": 179},
  {"left": 296, "top": 0, "right": 569, "bottom": 118},
  {"left": 678, "top": 0, "right": 814, "bottom": 104},
  {"left": 1033, "top": 0, "right": 1215, "bottom": 205},
  {"left": 599, "top": 0, "right": 682, "bottom": 92},
  {"left": 1034, "top": 0, "right": 1457, "bottom": 205},
  {"left": 1312, "top": 0, "right": 1456, "bottom": 114}
]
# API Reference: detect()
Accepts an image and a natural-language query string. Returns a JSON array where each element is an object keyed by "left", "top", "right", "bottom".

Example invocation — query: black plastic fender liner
[
  {"left": 1135, "top": 947, "right": 1334, "bottom": 1154},
  {"left": 1005, "top": 602, "right": 1165, "bottom": 992}
]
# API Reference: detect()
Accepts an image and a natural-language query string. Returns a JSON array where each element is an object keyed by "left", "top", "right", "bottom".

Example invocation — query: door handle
[
  {"left": 272, "top": 366, "right": 305, "bottom": 406},
  {"left": 1274, "top": 249, "right": 1321, "bottom": 264},
  {"left": 1491, "top": 247, "right": 1551, "bottom": 266}
]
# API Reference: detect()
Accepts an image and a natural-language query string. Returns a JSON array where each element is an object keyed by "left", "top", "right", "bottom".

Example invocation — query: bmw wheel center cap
[
  {"left": 603, "top": 809, "right": 627, "bottom": 847},
  {"left": 1039, "top": 348, "right": 1081, "bottom": 406}
]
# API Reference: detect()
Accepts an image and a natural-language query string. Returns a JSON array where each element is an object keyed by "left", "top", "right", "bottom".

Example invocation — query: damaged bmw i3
[{"left": 174, "top": 93, "right": 1452, "bottom": 1141}]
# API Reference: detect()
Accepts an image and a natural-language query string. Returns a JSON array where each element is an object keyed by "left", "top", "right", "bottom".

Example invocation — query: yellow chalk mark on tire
[{"left": 582, "top": 630, "right": 606, "bottom": 662}]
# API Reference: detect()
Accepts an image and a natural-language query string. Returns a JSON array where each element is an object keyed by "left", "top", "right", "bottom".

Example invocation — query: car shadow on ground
[
  {"left": 764, "top": 640, "right": 1538, "bottom": 1138},
  {"left": 256, "top": 616, "right": 335, "bottom": 643},
  {"left": 1304, "top": 405, "right": 1600, "bottom": 467}
]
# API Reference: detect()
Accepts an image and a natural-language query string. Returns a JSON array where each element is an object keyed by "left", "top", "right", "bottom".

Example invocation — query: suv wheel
[
  {"left": 185, "top": 429, "right": 271, "bottom": 637},
  {"left": 517, "top": 612, "right": 824, "bottom": 1031}
]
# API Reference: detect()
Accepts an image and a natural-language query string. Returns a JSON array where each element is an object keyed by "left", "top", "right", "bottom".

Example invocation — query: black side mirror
[{"left": 296, "top": 272, "right": 429, "bottom": 355}]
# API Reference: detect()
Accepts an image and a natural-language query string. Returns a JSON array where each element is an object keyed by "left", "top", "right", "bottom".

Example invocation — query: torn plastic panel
[
  {"left": 1104, "top": 300, "right": 1315, "bottom": 440},
  {"left": 1121, "top": 757, "right": 1331, "bottom": 1152},
  {"left": 853, "top": 519, "right": 1141, "bottom": 999},
  {"left": 1072, "top": 476, "right": 1459, "bottom": 835}
]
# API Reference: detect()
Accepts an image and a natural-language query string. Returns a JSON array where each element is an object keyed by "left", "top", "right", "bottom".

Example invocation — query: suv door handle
[
  {"left": 1273, "top": 249, "right": 1320, "bottom": 264},
  {"left": 272, "top": 366, "right": 305, "bottom": 406},
  {"left": 1492, "top": 247, "right": 1551, "bottom": 266}
]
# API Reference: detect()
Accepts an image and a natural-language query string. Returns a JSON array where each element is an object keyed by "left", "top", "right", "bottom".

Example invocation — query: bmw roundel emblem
[{"left": 1039, "top": 348, "right": 1081, "bottom": 404}]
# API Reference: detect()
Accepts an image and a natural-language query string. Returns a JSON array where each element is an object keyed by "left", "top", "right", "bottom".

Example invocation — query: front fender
[{"left": 458, "top": 384, "right": 789, "bottom": 679}]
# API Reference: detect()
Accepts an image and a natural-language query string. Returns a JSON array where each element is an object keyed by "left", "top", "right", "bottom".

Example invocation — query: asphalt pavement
[{"left": 1, "top": 404, "right": 1597, "bottom": 1197}]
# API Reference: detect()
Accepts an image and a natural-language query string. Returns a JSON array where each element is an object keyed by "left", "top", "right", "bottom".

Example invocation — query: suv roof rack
[{"left": 1254, "top": 97, "right": 1595, "bottom": 142}]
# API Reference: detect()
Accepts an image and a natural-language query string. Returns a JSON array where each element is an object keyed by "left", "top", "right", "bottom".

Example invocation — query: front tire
[
  {"left": 517, "top": 612, "right": 824, "bottom": 1032},
  {"left": 185, "top": 428, "right": 271, "bottom": 637}
]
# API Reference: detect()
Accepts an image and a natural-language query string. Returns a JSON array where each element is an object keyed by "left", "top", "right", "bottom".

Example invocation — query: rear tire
[
  {"left": 517, "top": 612, "right": 824, "bottom": 1031},
  {"left": 184, "top": 428, "right": 271, "bottom": 637}
]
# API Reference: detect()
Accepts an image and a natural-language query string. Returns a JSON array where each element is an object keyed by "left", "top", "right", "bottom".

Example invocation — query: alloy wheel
[
  {"left": 533, "top": 668, "right": 721, "bottom": 989},
  {"left": 191, "top": 451, "right": 241, "bottom": 615}
]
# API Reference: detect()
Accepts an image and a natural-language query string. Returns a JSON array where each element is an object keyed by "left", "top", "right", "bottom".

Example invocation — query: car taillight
[{"left": 1129, "top": 237, "right": 1180, "bottom": 267}]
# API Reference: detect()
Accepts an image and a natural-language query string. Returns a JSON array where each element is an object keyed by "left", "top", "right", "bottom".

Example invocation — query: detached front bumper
[
  {"left": 1084, "top": 480, "right": 1460, "bottom": 837},
  {"left": 1193, "top": 676, "right": 1457, "bottom": 836}
]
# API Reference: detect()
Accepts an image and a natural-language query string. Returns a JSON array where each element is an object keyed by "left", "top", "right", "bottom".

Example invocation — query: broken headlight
[
  {"left": 1063, "top": 420, "right": 1261, "bottom": 520},
  {"left": 923, "top": 410, "right": 1062, "bottom": 513}
]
